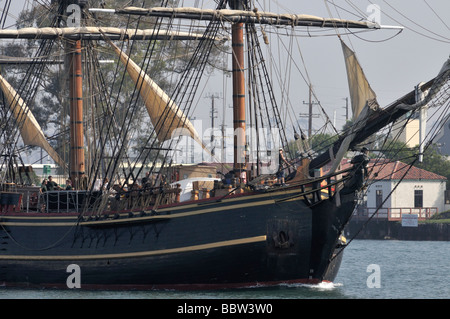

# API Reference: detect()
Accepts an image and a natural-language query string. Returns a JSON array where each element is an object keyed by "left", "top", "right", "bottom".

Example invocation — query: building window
[
  {"left": 414, "top": 189, "right": 423, "bottom": 208},
  {"left": 376, "top": 190, "right": 383, "bottom": 208}
]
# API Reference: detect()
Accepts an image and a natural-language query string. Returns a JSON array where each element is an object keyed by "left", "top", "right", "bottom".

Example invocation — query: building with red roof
[{"left": 344, "top": 159, "right": 447, "bottom": 221}]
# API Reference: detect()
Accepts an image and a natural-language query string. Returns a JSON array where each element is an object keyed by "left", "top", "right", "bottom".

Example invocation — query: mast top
[{"left": 227, "top": 0, "right": 249, "bottom": 10}]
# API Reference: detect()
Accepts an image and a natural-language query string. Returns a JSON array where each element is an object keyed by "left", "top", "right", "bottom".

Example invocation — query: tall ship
[{"left": 0, "top": 0, "right": 448, "bottom": 289}]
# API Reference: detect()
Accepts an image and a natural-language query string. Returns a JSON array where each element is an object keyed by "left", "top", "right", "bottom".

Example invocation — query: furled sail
[
  {"left": 0, "top": 74, "right": 65, "bottom": 167},
  {"left": 0, "top": 27, "right": 225, "bottom": 41},
  {"left": 106, "top": 7, "right": 387, "bottom": 29},
  {"left": 109, "top": 42, "right": 210, "bottom": 153},
  {"left": 341, "top": 40, "right": 379, "bottom": 119}
]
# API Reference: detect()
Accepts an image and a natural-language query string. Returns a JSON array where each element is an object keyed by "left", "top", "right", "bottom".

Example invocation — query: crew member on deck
[
  {"left": 277, "top": 148, "right": 289, "bottom": 185},
  {"left": 65, "top": 179, "right": 73, "bottom": 190},
  {"left": 40, "top": 179, "right": 48, "bottom": 193},
  {"left": 142, "top": 171, "right": 150, "bottom": 185},
  {"left": 46, "top": 176, "right": 61, "bottom": 191},
  {"left": 351, "top": 147, "right": 370, "bottom": 189},
  {"left": 102, "top": 177, "right": 109, "bottom": 191}
]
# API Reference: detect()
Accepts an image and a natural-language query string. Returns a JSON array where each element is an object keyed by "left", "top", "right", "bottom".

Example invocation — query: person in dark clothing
[
  {"left": 40, "top": 179, "right": 48, "bottom": 193},
  {"left": 277, "top": 148, "right": 289, "bottom": 185},
  {"left": 65, "top": 179, "right": 73, "bottom": 190},
  {"left": 224, "top": 170, "right": 234, "bottom": 185},
  {"left": 142, "top": 171, "right": 150, "bottom": 186},
  {"left": 351, "top": 147, "right": 370, "bottom": 189},
  {"left": 47, "top": 176, "right": 61, "bottom": 191}
]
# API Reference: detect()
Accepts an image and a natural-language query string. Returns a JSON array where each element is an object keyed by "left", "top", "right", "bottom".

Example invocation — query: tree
[
  {"left": 378, "top": 139, "right": 416, "bottom": 164},
  {"left": 1, "top": 0, "right": 228, "bottom": 166},
  {"left": 379, "top": 139, "right": 450, "bottom": 189},
  {"left": 308, "top": 133, "right": 338, "bottom": 154},
  {"left": 416, "top": 145, "right": 450, "bottom": 189}
]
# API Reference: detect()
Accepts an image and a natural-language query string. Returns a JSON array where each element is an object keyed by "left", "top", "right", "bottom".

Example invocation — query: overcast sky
[
  {"left": 192, "top": 0, "right": 449, "bottom": 132},
  {"left": 3, "top": 0, "right": 449, "bottom": 134}
]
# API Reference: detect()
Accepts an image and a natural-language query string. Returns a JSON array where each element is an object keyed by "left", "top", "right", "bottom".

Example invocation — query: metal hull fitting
[{"left": 0, "top": 186, "right": 355, "bottom": 289}]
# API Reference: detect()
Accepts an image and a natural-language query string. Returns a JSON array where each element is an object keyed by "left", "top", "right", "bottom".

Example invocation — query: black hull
[{"left": 0, "top": 186, "right": 356, "bottom": 289}]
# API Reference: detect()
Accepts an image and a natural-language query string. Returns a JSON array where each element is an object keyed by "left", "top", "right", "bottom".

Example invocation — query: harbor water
[{"left": 0, "top": 240, "right": 448, "bottom": 299}]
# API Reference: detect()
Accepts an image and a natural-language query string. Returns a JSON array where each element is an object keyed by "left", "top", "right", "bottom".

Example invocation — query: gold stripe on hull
[
  {"left": 0, "top": 188, "right": 308, "bottom": 227},
  {"left": 1, "top": 186, "right": 306, "bottom": 218},
  {"left": 0, "top": 197, "right": 293, "bottom": 227},
  {"left": 0, "top": 235, "right": 267, "bottom": 261}
]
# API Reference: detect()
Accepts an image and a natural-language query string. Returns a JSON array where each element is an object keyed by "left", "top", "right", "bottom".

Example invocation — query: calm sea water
[{"left": 0, "top": 240, "right": 448, "bottom": 299}]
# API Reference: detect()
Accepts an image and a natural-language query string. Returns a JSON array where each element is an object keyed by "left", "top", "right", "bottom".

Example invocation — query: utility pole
[
  {"left": 343, "top": 97, "right": 349, "bottom": 121},
  {"left": 206, "top": 93, "right": 220, "bottom": 156},
  {"left": 301, "top": 84, "right": 320, "bottom": 137},
  {"left": 189, "top": 116, "right": 196, "bottom": 163},
  {"left": 220, "top": 103, "right": 229, "bottom": 163}
]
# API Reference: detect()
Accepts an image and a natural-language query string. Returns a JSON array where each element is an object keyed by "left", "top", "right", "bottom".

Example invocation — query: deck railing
[{"left": 353, "top": 207, "right": 438, "bottom": 221}]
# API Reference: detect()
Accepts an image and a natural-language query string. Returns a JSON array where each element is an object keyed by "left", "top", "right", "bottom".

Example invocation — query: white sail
[
  {"left": 109, "top": 42, "right": 210, "bottom": 154},
  {"left": 0, "top": 74, "right": 65, "bottom": 168}
]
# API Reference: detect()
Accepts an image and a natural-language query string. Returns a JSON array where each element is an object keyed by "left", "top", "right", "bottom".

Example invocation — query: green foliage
[
  {"left": 379, "top": 139, "right": 450, "bottom": 189},
  {"left": 420, "top": 216, "right": 450, "bottom": 224},
  {"left": 429, "top": 210, "right": 450, "bottom": 220},
  {"left": 308, "top": 133, "right": 339, "bottom": 154},
  {"left": 285, "top": 132, "right": 338, "bottom": 160},
  {"left": 378, "top": 139, "right": 417, "bottom": 164},
  {"left": 415, "top": 145, "right": 450, "bottom": 189}
]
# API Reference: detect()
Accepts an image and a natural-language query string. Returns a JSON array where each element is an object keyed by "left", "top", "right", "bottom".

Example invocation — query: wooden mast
[
  {"left": 229, "top": 0, "right": 247, "bottom": 180},
  {"left": 66, "top": 0, "right": 86, "bottom": 189},
  {"left": 68, "top": 39, "right": 85, "bottom": 189}
]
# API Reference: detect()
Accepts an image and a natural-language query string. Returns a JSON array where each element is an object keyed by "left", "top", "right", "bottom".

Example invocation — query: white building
[{"left": 354, "top": 159, "right": 447, "bottom": 220}]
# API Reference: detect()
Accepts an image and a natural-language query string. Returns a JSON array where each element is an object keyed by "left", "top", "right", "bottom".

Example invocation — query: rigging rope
[{"left": 332, "top": 79, "right": 450, "bottom": 259}]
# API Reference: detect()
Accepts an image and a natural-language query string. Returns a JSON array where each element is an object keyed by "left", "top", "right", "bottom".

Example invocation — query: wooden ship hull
[{"left": 0, "top": 177, "right": 353, "bottom": 289}]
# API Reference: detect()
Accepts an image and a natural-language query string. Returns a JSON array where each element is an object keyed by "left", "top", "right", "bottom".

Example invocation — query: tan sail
[
  {"left": 109, "top": 42, "right": 210, "bottom": 154},
  {"left": 0, "top": 74, "right": 65, "bottom": 168},
  {"left": 325, "top": 41, "right": 380, "bottom": 175},
  {"left": 341, "top": 40, "right": 379, "bottom": 119}
]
